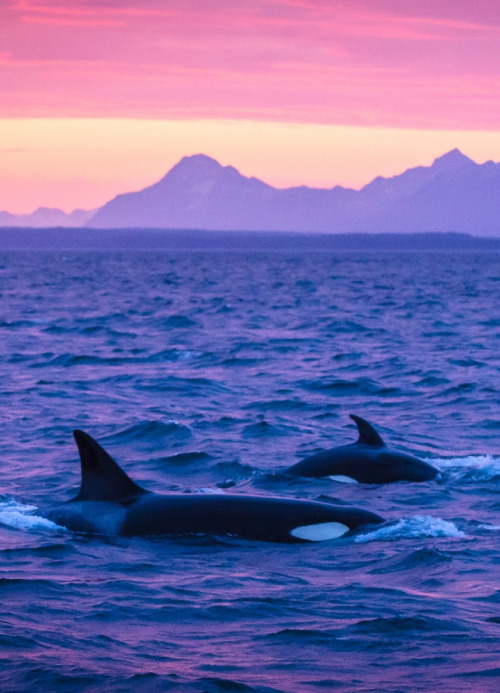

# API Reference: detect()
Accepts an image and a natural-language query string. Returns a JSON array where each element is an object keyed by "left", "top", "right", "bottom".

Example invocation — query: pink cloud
[{"left": 1, "top": 1, "right": 499, "bottom": 128}]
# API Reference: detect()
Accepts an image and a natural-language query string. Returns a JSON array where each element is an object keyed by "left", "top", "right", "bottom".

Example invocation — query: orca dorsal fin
[
  {"left": 350, "top": 415, "right": 385, "bottom": 447},
  {"left": 73, "top": 430, "right": 149, "bottom": 502}
]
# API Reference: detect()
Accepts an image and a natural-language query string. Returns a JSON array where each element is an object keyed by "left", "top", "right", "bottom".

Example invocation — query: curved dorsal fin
[
  {"left": 73, "top": 430, "right": 149, "bottom": 502},
  {"left": 350, "top": 415, "right": 385, "bottom": 447}
]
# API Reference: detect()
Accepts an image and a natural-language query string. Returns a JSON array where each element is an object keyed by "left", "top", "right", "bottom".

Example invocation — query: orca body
[
  {"left": 287, "top": 415, "right": 438, "bottom": 484},
  {"left": 46, "top": 430, "right": 384, "bottom": 543}
]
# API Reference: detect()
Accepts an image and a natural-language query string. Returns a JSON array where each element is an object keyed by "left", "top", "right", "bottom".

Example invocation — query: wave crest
[
  {"left": 0, "top": 498, "right": 61, "bottom": 533},
  {"left": 355, "top": 515, "right": 466, "bottom": 543}
]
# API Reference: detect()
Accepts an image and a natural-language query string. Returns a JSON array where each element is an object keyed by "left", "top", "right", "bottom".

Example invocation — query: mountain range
[
  {"left": 2, "top": 149, "right": 500, "bottom": 235},
  {"left": 0, "top": 206, "right": 93, "bottom": 228}
]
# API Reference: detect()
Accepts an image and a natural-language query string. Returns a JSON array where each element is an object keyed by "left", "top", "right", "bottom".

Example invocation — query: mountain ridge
[{"left": 2, "top": 150, "right": 499, "bottom": 235}]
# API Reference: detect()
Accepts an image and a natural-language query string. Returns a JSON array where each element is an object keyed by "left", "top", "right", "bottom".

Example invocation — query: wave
[
  {"left": 241, "top": 420, "right": 293, "bottom": 439},
  {"left": 114, "top": 419, "right": 193, "bottom": 443},
  {"left": 20, "top": 348, "right": 198, "bottom": 368},
  {"left": 433, "top": 454, "right": 500, "bottom": 481},
  {"left": 161, "top": 314, "right": 198, "bottom": 329},
  {"left": 350, "top": 614, "right": 468, "bottom": 635},
  {"left": 354, "top": 515, "right": 466, "bottom": 543},
  {"left": 0, "top": 498, "right": 61, "bottom": 533},
  {"left": 160, "top": 451, "right": 212, "bottom": 466}
]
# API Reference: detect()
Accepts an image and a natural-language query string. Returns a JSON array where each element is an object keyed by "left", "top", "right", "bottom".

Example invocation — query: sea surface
[{"left": 0, "top": 247, "right": 499, "bottom": 692}]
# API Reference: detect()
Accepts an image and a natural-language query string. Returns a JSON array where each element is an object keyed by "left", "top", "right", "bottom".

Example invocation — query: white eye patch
[
  {"left": 290, "top": 522, "right": 349, "bottom": 542},
  {"left": 327, "top": 475, "right": 358, "bottom": 484}
]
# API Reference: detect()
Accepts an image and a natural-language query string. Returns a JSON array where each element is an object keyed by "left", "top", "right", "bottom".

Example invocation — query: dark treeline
[{"left": 1, "top": 227, "right": 500, "bottom": 252}]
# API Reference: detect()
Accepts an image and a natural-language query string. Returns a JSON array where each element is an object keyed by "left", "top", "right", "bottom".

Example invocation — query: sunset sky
[{"left": 1, "top": 0, "right": 500, "bottom": 213}]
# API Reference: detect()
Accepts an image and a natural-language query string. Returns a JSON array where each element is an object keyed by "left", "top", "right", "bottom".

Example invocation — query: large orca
[
  {"left": 46, "top": 430, "right": 384, "bottom": 543},
  {"left": 287, "top": 415, "right": 438, "bottom": 484}
]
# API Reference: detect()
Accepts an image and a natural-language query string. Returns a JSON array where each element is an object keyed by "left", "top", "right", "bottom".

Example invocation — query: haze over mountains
[
  {"left": 0, "top": 206, "right": 93, "bottom": 229},
  {"left": 2, "top": 149, "right": 500, "bottom": 235}
]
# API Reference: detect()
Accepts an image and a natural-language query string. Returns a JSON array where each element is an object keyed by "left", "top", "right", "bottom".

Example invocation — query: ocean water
[{"left": 0, "top": 248, "right": 499, "bottom": 692}]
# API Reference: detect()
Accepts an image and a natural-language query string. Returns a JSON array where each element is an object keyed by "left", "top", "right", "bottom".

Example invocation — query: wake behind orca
[
  {"left": 46, "top": 430, "right": 384, "bottom": 543},
  {"left": 287, "top": 415, "right": 438, "bottom": 484}
]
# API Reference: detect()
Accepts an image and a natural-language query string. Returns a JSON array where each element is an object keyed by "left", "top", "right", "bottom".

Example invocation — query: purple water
[{"left": 0, "top": 248, "right": 499, "bottom": 692}]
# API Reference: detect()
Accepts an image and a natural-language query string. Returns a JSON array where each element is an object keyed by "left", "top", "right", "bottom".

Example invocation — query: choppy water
[{"left": 0, "top": 248, "right": 499, "bottom": 692}]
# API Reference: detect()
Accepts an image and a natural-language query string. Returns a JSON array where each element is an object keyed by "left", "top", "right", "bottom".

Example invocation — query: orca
[
  {"left": 46, "top": 430, "right": 384, "bottom": 543},
  {"left": 287, "top": 415, "right": 438, "bottom": 484}
]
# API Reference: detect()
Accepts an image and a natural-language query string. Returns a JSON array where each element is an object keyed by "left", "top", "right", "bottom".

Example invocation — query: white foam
[
  {"left": 326, "top": 475, "right": 359, "bottom": 484},
  {"left": 195, "top": 487, "right": 226, "bottom": 495},
  {"left": 0, "top": 499, "right": 61, "bottom": 532},
  {"left": 354, "top": 515, "right": 466, "bottom": 543},
  {"left": 432, "top": 455, "right": 500, "bottom": 481},
  {"left": 290, "top": 521, "right": 349, "bottom": 542}
]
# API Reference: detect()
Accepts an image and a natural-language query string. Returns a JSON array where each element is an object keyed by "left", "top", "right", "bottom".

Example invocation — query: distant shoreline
[{"left": 1, "top": 227, "right": 500, "bottom": 252}]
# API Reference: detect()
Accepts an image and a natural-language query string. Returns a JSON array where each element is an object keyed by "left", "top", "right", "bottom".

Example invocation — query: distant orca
[
  {"left": 46, "top": 430, "right": 384, "bottom": 543},
  {"left": 287, "top": 415, "right": 438, "bottom": 484}
]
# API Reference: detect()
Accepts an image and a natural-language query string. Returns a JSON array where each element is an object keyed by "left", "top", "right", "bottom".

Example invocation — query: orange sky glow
[{"left": 1, "top": 0, "right": 500, "bottom": 213}]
